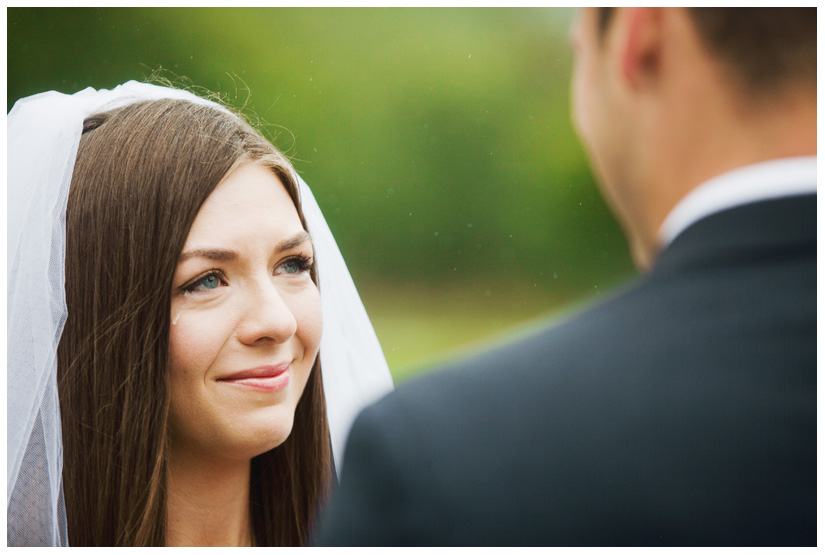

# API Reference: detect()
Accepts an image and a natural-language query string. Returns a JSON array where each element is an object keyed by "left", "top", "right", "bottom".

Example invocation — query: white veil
[{"left": 7, "top": 81, "right": 394, "bottom": 546}]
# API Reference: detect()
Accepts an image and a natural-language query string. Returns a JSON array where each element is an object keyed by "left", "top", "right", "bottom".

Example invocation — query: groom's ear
[{"left": 614, "top": 7, "right": 667, "bottom": 92}]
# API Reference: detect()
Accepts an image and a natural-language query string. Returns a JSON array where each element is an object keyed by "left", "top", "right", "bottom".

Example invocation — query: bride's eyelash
[
  {"left": 180, "top": 269, "right": 225, "bottom": 294},
  {"left": 177, "top": 255, "right": 312, "bottom": 294},
  {"left": 281, "top": 254, "right": 314, "bottom": 273}
]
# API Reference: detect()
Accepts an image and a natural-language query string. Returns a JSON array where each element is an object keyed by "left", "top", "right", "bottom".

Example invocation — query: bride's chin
[
  {"left": 170, "top": 417, "right": 297, "bottom": 464},
  {"left": 230, "top": 417, "right": 297, "bottom": 459}
]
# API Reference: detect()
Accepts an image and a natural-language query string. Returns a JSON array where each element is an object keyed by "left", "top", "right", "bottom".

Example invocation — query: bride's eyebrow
[
  {"left": 178, "top": 248, "right": 238, "bottom": 263},
  {"left": 276, "top": 230, "right": 312, "bottom": 253},
  {"left": 178, "top": 231, "right": 312, "bottom": 263}
]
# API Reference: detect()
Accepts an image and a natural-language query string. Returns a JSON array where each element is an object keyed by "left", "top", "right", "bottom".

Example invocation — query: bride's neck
[{"left": 165, "top": 447, "right": 253, "bottom": 547}]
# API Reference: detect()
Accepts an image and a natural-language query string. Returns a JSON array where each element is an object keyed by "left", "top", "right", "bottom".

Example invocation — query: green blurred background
[{"left": 8, "top": 7, "right": 637, "bottom": 382}]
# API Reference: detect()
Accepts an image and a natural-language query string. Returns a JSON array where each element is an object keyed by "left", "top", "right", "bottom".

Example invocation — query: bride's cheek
[
  {"left": 168, "top": 308, "right": 223, "bottom": 372},
  {"left": 168, "top": 313, "right": 191, "bottom": 370},
  {"left": 296, "top": 287, "right": 323, "bottom": 358}
]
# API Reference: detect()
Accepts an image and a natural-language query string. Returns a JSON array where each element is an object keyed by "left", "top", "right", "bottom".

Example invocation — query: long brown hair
[{"left": 56, "top": 98, "right": 331, "bottom": 546}]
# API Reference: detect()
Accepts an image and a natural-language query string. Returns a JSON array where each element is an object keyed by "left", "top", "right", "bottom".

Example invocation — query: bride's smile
[{"left": 216, "top": 361, "right": 292, "bottom": 391}]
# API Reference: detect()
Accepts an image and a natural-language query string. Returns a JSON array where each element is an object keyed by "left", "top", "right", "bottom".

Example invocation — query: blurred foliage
[{"left": 8, "top": 7, "right": 636, "bottom": 379}]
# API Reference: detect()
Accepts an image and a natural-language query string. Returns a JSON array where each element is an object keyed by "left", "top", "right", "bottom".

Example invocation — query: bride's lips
[{"left": 217, "top": 362, "right": 290, "bottom": 391}]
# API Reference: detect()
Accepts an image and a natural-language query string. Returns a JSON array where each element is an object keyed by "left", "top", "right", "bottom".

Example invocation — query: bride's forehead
[
  {"left": 198, "top": 165, "right": 298, "bottom": 217},
  {"left": 185, "top": 166, "right": 304, "bottom": 246}
]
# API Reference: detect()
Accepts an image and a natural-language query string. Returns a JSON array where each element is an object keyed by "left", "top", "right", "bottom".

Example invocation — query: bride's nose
[{"left": 236, "top": 279, "right": 297, "bottom": 345}]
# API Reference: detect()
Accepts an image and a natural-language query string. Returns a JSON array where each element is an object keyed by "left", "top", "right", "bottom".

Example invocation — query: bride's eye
[
  {"left": 277, "top": 255, "right": 313, "bottom": 275},
  {"left": 183, "top": 271, "right": 225, "bottom": 293}
]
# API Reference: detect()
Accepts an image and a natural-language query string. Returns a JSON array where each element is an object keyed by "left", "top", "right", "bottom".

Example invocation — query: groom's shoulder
[{"left": 370, "top": 280, "right": 651, "bottom": 425}]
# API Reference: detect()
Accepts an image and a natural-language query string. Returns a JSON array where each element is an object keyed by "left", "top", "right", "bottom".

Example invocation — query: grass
[{"left": 361, "top": 287, "right": 598, "bottom": 383}]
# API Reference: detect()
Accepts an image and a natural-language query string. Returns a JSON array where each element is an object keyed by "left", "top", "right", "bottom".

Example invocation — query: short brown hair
[
  {"left": 57, "top": 98, "right": 331, "bottom": 546},
  {"left": 597, "top": 8, "right": 815, "bottom": 94}
]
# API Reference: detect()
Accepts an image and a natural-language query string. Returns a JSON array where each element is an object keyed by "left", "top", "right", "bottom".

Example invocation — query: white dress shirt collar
[{"left": 658, "top": 156, "right": 817, "bottom": 248}]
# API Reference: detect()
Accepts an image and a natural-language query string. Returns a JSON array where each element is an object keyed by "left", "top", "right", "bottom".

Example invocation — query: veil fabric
[{"left": 7, "top": 81, "right": 393, "bottom": 546}]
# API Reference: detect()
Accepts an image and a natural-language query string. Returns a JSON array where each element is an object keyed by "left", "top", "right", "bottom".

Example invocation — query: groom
[{"left": 316, "top": 8, "right": 815, "bottom": 545}]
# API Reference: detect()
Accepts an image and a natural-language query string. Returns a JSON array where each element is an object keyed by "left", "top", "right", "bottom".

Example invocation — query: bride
[{"left": 7, "top": 81, "right": 393, "bottom": 546}]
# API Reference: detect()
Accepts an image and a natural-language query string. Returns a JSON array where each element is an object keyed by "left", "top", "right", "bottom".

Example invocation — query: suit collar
[
  {"left": 651, "top": 194, "right": 815, "bottom": 276},
  {"left": 658, "top": 157, "right": 816, "bottom": 249}
]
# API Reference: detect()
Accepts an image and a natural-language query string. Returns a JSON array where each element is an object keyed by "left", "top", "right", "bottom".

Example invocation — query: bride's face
[{"left": 168, "top": 162, "right": 322, "bottom": 461}]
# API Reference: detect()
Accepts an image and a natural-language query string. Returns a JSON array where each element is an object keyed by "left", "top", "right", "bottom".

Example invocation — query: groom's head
[{"left": 569, "top": 8, "right": 815, "bottom": 268}]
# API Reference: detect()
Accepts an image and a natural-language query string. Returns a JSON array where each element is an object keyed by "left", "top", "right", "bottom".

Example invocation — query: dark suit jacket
[{"left": 315, "top": 194, "right": 816, "bottom": 546}]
